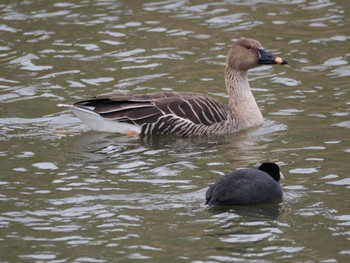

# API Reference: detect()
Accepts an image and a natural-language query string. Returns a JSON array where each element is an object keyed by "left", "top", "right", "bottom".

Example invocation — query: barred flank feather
[{"left": 74, "top": 92, "right": 235, "bottom": 136}]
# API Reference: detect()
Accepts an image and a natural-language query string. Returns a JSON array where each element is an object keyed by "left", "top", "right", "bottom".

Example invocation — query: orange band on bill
[{"left": 275, "top": 57, "right": 283, "bottom": 64}]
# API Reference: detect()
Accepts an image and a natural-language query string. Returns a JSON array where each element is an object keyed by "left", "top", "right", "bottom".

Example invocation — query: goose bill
[{"left": 258, "top": 49, "right": 288, "bottom": 65}]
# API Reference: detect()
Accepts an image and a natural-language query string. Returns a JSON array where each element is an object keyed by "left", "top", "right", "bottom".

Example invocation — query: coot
[{"left": 206, "top": 162, "right": 283, "bottom": 206}]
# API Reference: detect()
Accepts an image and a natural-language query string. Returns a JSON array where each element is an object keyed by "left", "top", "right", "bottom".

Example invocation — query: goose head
[{"left": 226, "top": 38, "right": 287, "bottom": 71}]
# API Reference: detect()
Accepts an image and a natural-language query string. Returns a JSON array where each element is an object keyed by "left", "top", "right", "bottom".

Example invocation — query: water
[{"left": 1, "top": 0, "right": 349, "bottom": 262}]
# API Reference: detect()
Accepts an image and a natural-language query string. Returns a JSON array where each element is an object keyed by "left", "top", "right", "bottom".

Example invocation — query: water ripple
[{"left": 1, "top": 0, "right": 350, "bottom": 262}]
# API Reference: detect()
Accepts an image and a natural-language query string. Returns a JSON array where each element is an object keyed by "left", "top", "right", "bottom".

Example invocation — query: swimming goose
[
  {"left": 58, "top": 38, "right": 287, "bottom": 136},
  {"left": 206, "top": 162, "right": 283, "bottom": 206}
]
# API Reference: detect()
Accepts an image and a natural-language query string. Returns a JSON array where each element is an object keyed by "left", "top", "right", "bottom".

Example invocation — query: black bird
[{"left": 206, "top": 162, "right": 283, "bottom": 206}]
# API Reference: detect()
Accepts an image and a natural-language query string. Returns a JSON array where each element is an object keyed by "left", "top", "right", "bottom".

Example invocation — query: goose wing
[{"left": 73, "top": 92, "right": 229, "bottom": 134}]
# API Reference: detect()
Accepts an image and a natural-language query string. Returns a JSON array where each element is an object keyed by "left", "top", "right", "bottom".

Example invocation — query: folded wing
[{"left": 73, "top": 92, "right": 230, "bottom": 135}]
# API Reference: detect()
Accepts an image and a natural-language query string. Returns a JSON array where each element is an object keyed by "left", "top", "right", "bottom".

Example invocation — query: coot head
[{"left": 258, "top": 162, "right": 284, "bottom": 182}]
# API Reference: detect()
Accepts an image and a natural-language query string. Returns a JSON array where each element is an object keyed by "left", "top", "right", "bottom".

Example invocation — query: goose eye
[{"left": 245, "top": 45, "right": 252, "bottom": 50}]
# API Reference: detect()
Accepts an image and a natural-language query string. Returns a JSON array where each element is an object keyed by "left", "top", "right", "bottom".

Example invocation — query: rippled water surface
[{"left": 1, "top": 0, "right": 349, "bottom": 262}]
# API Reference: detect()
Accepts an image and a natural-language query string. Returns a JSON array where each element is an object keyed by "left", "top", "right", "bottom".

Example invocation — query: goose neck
[{"left": 225, "top": 68, "right": 263, "bottom": 127}]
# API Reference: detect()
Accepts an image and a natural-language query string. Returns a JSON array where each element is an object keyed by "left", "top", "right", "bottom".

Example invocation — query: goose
[
  {"left": 58, "top": 38, "right": 287, "bottom": 136},
  {"left": 205, "top": 162, "right": 284, "bottom": 206}
]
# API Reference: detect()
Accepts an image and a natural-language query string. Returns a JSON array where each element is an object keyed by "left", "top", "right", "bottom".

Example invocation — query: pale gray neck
[{"left": 225, "top": 67, "right": 264, "bottom": 127}]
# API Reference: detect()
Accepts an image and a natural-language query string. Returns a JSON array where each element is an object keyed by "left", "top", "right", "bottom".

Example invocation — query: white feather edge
[
  {"left": 279, "top": 172, "right": 285, "bottom": 180},
  {"left": 57, "top": 104, "right": 141, "bottom": 134}
]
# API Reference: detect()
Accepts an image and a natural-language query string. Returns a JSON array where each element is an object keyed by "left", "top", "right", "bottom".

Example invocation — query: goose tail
[{"left": 57, "top": 104, "right": 141, "bottom": 134}]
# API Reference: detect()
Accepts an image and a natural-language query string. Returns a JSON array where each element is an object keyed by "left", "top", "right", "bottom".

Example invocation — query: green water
[{"left": 1, "top": 0, "right": 349, "bottom": 262}]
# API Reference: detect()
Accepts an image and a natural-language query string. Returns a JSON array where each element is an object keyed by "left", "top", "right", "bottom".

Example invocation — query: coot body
[{"left": 206, "top": 163, "right": 283, "bottom": 206}]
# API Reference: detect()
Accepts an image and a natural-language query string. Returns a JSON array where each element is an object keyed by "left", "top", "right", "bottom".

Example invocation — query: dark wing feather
[
  {"left": 73, "top": 92, "right": 229, "bottom": 131},
  {"left": 154, "top": 98, "right": 202, "bottom": 125},
  {"left": 94, "top": 102, "right": 151, "bottom": 114}
]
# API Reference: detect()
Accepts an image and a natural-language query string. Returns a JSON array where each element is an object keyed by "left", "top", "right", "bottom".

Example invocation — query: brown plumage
[
  {"left": 74, "top": 92, "right": 230, "bottom": 136},
  {"left": 59, "top": 38, "right": 287, "bottom": 136}
]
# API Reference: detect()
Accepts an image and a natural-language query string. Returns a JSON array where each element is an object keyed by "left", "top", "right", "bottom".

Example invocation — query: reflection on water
[
  {"left": 208, "top": 203, "right": 283, "bottom": 220},
  {"left": 1, "top": 0, "right": 350, "bottom": 262}
]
